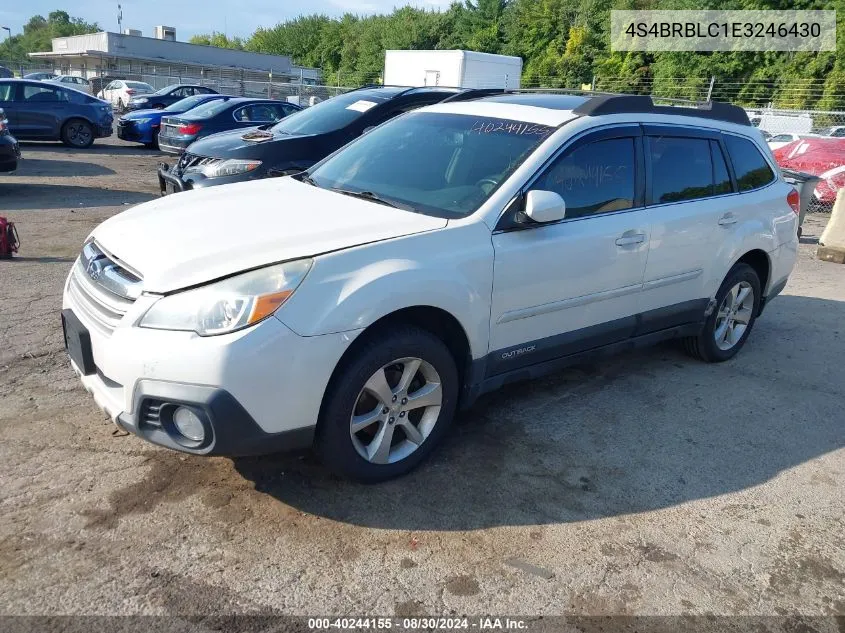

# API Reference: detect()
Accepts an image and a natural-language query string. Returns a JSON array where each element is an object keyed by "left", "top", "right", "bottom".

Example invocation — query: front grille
[
  {"left": 175, "top": 152, "right": 220, "bottom": 176},
  {"left": 67, "top": 241, "right": 142, "bottom": 335}
]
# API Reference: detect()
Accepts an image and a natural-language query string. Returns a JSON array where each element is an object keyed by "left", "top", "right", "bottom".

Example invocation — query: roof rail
[
  {"left": 440, "top": 88, "right": 506, "bottom": 103},
  {"left": 573, "top": 95, "right": 750, "bottom": 126}
]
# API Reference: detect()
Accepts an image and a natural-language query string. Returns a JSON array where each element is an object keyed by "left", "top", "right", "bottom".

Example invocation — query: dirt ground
[{"left": 1, "top": 139, "right": 844, "bottom": 620}]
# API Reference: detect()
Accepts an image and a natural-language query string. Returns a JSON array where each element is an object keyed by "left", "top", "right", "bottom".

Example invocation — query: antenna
[{"left": 117, "top": 4, "right": 123, "bottom": 33}]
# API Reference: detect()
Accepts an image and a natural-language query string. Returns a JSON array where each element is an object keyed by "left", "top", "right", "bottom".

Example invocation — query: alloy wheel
[
  {"left": 714, "top": 281, "right": 755, "bottom": 351},
  {"left": 350, "top": 357, "right": 443, "bottom": 464},
  {"left": 67, "top": 122, "right": 92, "bottom": 147}
]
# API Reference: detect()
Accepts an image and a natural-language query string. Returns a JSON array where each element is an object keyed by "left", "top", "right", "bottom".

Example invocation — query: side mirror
[{"left": 523, "top": 190, "right": 566, "bottom": 223}]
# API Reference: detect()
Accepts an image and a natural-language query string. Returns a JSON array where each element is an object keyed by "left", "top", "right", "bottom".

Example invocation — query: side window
[
  {"left": 711, "top": 140, "right": 733, "bottom": 195},
  {"left": 724, "top": 135, "right": 776, "bottom": 192},
  {"left": 649, "top": 136, "right": 713, "bottom": 203},
  {"left": 536, "top": 137, "right": 636, "bottom": 219},
  {"left": 770, "top": 134, "right": 792, "bottom": 142},
  {"left": 0, "top": 83, "right": 13, "bottom": 101},
  {"left": 265, "top": 104, "right": 289, "bottom": 121},
  {"left": 233, "top": 106, "right": 251, "bottom": 122},
  {"left": 832, "top": 128, "right": 845, "bottom": 138},
  {"left": 23, "top": 85, "right": 67, "bottom": 103}
]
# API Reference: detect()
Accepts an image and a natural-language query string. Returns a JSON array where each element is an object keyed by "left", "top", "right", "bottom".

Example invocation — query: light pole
[{"left": 1, "top": 27, "right": 11, "bottom": 63}]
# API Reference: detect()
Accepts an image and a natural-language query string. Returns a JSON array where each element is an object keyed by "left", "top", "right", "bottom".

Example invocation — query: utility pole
[
  {"left": 117, "top": 4, "right": 123, "bottom": 34},
  {"left": 1, "top": 27, "right": 11, "bottom": 63}
]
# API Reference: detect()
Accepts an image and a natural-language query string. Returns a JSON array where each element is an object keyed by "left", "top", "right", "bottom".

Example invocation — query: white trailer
[{"left": 383, "top": 50, "right": 522, "bottom": 90}]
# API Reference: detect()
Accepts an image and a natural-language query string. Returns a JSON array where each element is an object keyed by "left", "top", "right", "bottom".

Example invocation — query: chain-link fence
[{"left": 3, "top": 59, "right": 843, "bottom": 212}]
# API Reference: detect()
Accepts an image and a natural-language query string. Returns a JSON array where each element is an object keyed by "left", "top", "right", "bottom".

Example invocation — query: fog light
[{"left": 172, "top": 406, "right": 205, "bottom": 442}]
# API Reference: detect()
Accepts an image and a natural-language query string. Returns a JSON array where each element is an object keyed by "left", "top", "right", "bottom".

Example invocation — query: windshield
[
  {"left": 165, "top": 95, "right": 212, "bottom": 112},
  {"left": 308, "top": 112, "right": 554, "bottom": 218},
  {"left": 183, "top": 98, "right": 233, "bottom": 119},
  {"left": 271, "top": 90, "right": 396, "bottom": 136}
]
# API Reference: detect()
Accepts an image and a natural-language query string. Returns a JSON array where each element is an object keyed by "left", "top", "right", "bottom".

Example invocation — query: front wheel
[
  {"left": 315, "top": 326, "right": 459, "bottom": 482},
  {"left": 61, "top": 119, "right": 94, "bottom": 148},
  {"left": 683, "top": 263, "right": 761, "bottom": 362}
]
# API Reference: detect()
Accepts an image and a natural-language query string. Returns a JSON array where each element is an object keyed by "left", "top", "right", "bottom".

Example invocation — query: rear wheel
[
  {"left": 61, "top": 119, "right": 94, "bottom": 148},
  {"left": 315, "top": 326, "right": 458, "bottom": 483},
  {"left": 683, "top": 263, "right": 761, "bottom": 362}
]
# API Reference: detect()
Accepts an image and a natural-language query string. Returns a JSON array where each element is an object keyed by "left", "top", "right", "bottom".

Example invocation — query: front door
[{"left": 488, "top": 127, "right": 650, "bottom": 376}]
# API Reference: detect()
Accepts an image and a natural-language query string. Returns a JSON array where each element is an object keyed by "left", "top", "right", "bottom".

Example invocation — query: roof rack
[
  {"left": 572, "top": 95, "right": 750, "bottom": 126},
  {"left": 440, "top": 88, "right": 506, "bottom": 103}
]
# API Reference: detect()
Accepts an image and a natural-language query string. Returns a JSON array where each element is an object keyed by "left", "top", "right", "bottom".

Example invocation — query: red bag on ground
[{"left": 0, "top": 216, "right": 20, "bottom": 258}]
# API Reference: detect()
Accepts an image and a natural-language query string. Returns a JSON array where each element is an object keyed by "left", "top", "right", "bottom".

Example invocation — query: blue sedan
[{"left": 116, "top": 94, "right": 229, "bottom": 149}]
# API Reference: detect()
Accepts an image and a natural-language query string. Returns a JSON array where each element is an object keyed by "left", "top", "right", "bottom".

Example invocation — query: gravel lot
[{"left": 1, "top": 139, "right": 843, "bottom": 620}]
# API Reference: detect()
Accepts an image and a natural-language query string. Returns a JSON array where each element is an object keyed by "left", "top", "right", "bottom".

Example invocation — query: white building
[{"left": 28, "top": 29, "right": 322, "bottom": 91}]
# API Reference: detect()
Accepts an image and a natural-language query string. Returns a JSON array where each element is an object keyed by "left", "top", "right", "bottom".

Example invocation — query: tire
[
  {"left": 683, "top": 263, "right": 762, "bottom": 363},
  {"left": 315, "top": 325, "right": 459, "bottom": 483},
  {"left": 61, "top": 119, "right": 95, "bottom": 148}
]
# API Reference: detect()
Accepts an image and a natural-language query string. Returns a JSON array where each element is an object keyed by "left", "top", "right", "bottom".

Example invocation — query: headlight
[
  {"left": 133, "top": 97, "right": 149, "bottom": 104},
  {"left": 139, "top": 259, "right": 312, "bottom": 336},
  {"left": 133, "top": 118, "right": 152, "bottom": 125},
  {"left": 185, "top": 159, "right": 262, "bottom": 179}
]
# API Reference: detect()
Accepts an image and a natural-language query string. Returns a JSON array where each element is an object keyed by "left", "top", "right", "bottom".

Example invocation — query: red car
[{"left": 773, "top": 137, "right": 845, "bottom": 205}]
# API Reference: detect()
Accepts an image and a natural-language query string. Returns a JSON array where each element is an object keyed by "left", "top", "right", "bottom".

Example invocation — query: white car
[
  {"left": 821, "top": 125, "right": 845, "bottom": 138},
  {"left": 62, "top": 94, "right": 799, "bottom": 481},
  {"left": 96, "top": 80, "right": 154, "bottom": 111},
  {"left": 767, "top": 132, "right": 820, "bottom": 151},
  {"left": 46, "top": 75, "right": 93, "bottom": 94}
]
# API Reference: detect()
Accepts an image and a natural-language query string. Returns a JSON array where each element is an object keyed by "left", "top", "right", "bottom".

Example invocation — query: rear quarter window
[{"left": 724, "top": 135, "right": 776, "bottom": 192}]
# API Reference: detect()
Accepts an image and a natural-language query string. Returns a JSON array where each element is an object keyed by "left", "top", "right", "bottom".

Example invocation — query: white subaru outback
[{"left": 62, "top": 93, "right": 799, "bottom": 482}]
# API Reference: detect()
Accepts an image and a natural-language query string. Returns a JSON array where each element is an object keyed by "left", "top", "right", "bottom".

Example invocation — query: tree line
[
  {"left": 190, "top": 0, "right": 845, "bottom": 109},
  {"left": 5, "top": 3, "right": 843, "bottom": 109}
]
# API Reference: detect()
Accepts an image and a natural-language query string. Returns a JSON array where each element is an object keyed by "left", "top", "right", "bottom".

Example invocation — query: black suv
[{"left": 157, "top": 86, "right": 501, "bottom": 194}]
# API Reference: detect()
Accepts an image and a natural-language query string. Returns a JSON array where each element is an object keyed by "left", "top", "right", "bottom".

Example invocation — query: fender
[
  {"left": 277, "top": 221, "right": 495, "bottom": 361},
  {"left": 706, "top": 184, "right": 793, "bottom": 299}
]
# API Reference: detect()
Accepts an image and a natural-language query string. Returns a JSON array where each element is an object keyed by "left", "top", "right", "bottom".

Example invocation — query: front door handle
[
  {"left": 718, "top": 213, "right": 738, "bottom": 226},
  {"left": 615, "top": 233, "right": 646, "bottom": 246}
]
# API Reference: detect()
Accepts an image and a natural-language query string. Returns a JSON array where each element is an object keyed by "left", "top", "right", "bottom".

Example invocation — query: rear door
[
  {"left": 638, "top": 127, "right": 735, "bottom": 326},
  {"left": 16, "top": 83, "right": 70, "bottom": 138}
]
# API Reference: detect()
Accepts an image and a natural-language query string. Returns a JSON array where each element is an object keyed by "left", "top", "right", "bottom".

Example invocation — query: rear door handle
[
  {"left": 718, "top": 213, "right": 737, "bottom": 226},
  {"left": 615, "top": 233, "right": 646, "bottom": 246}
]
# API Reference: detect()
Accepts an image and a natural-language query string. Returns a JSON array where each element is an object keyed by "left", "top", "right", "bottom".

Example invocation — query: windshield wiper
[
  {"left": 295, "top": 173, "right": 319, "bottom": 187},
  {"left": 330, "top": 188, "right": 417, "bottom": 212}
]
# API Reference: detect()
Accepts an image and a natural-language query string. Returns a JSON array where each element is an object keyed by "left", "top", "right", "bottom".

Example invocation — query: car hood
[
  {"left": 90, "top": 177, "right": 447, "bottom": 293},
  {"left": 186, "top": 127, "right": 313, "bottom": 158},
  {"left": 123, "top": 108, "right": 164, "bottom": 120}
]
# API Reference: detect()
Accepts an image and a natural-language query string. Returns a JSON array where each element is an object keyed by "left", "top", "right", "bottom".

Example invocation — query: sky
[{"left": 0, "top": 0, "right": 454, "bottom": 42}]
